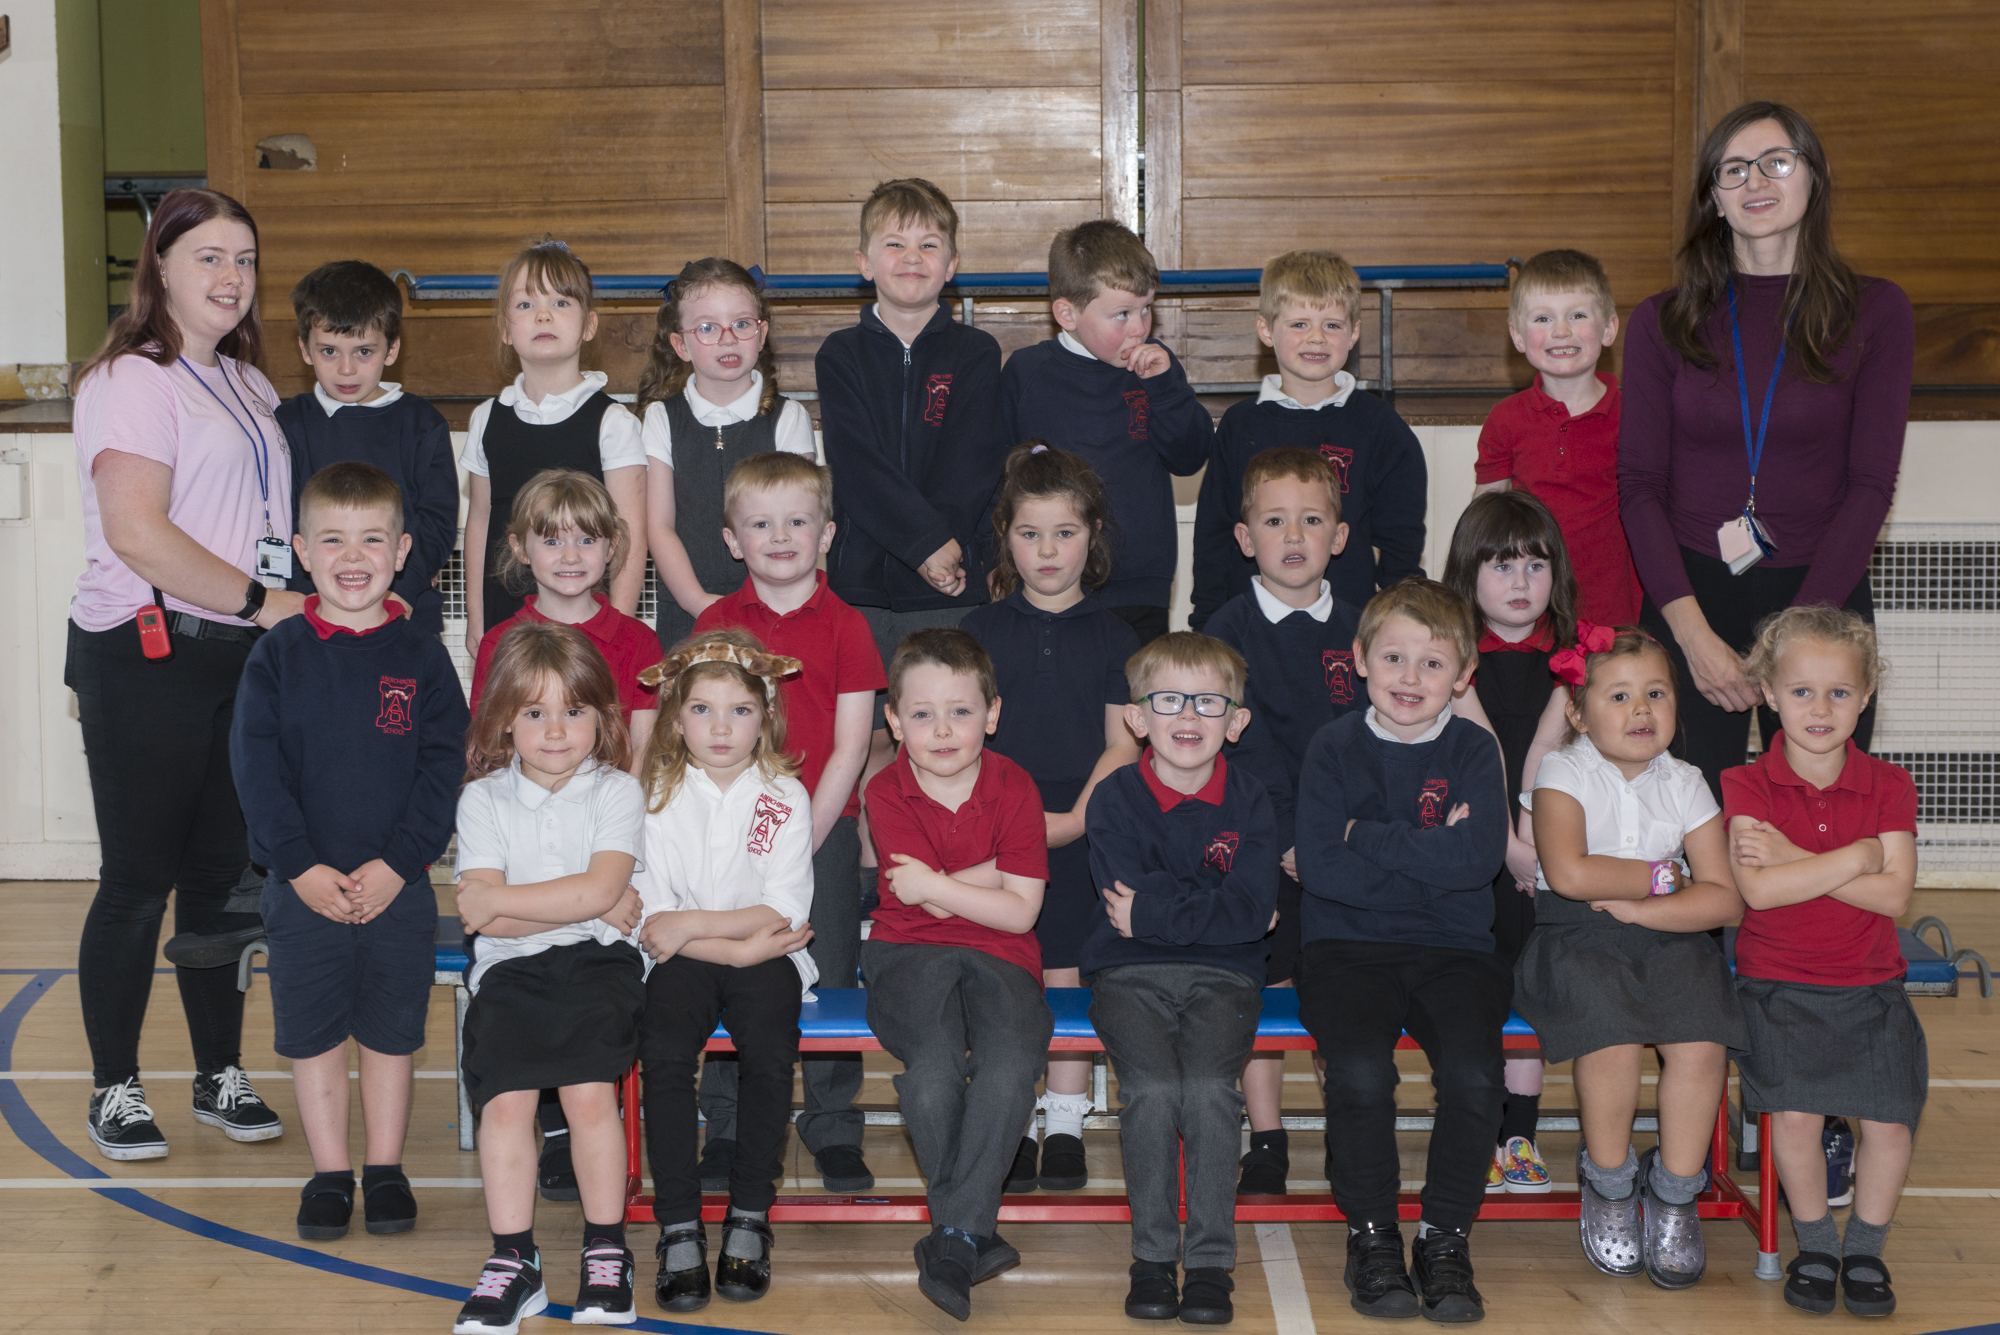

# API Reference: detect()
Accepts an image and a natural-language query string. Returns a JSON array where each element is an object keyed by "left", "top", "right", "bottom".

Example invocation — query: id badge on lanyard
[
  {"left": 179, "top": 356, "right": 291, "bottom": 587},
  {"left": 1718, "top": 286, "right": 1785, "bottom": 575}
]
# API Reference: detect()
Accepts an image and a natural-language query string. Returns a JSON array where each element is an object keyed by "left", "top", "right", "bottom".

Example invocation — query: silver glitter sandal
[
  {"left": 1638, "top": 1147, "right": 1708, "bottom": 1289},
  {"left": 1577, "top": 1149, "right": 1643, "bottom": 1277}
]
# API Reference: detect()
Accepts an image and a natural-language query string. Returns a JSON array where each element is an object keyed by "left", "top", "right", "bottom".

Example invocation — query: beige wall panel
[
  {"left": 762, "top": 0, "right": 1099, "bottom": 88},
  {"left": 765, "top": 199, "right": 1098, "bottom": 273}
]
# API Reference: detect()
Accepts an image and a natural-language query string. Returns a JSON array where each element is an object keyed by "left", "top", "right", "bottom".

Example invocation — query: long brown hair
[
  {"left": 1442, "top": 489, "right": 1580, "bottom": 650},
  {"left": 636, "top": 259, "right": 779, "bottom": 416},
  {"left": 465, "top": 622, "right": 632, "bottom": 782},
  {"left": 988, "top": 441, "right": 1114, "bottom": 599},
  {"left": 1660, "top": 101, "right": 1862, "bottom": 383},
  {"left": 641, "top": 628, "right": 800, "bottom": 811},
  {"left": 79, "top": 188, "right": 263, "bottom": 387}
]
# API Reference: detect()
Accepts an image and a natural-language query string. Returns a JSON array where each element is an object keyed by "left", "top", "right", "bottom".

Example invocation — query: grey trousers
[
  {"left": 1091, "top": 962, "right": 1263, "bottom": 1269},
  {"left": 862, "top": 938, "right": 1053, "bottom": 1236},
  {"left": 699, "top": 816, "right": 864, "bottom": 1152}
]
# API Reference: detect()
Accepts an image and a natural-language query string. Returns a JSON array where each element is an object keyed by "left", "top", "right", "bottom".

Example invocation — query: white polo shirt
[
  {"left": 639, "top": 371, "right": 817, "bottom": 468},
  {"left": 454, "top": 757, "right": 646, "bottom": 992},
  {"left": 461, "top": 371, "right": 647, "bottom": 478},
  {"left": 1524, "top": 735, "right": 1718, "bottom": 895}
]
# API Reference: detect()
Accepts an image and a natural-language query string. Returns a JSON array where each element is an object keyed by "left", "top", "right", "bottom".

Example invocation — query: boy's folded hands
[
  {"left": 346, "top": 858, "right": 405, "bottom": 923},
  {"left": 292, "top": 864, "right": 361, "bottom": 923}
]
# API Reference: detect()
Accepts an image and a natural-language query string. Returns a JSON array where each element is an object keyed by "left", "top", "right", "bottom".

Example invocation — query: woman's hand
[
  {"left": 1661, "top": 597, "right": 1759, "bottom": 712},
  {"left": 254, "top": 589, "right": 306, "bottom": 628}
]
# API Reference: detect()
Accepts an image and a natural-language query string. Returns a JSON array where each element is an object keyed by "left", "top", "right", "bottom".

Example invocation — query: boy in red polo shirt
[
  {"left": 1474, "top": 249, "right": 1640, "bottom": 627},
  {"left": 693, "top": 452, "right": 886, "bottom": 1194},
  {"left": 862, "top": 627, "right": 1052, "bottom": 1323}
]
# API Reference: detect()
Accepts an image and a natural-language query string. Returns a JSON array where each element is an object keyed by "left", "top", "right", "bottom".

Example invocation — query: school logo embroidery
[
  {"left": 1418, "top": 779, "right": 1451, "bottom": 829},
  {"left": 375, "top": 677, "right": 417, "bottom": 735},
  {"left": 747, "top": 794, "right": 794, "bottom": 856},
  {"left": 923, "top": 373, "right": 953, "bottom": 425},
  {"left": 1323, "top": 648, "right": 1356, "bottom": 704},
  {"left": 1204, "top": 831, "right": 1241, "bottom": 873},
  {"left": 1318, "top": 443, "right": 1353, "bottom": 492},
  {"left": 1123, "top": 388, "right": 1150, "bottom": 440}
]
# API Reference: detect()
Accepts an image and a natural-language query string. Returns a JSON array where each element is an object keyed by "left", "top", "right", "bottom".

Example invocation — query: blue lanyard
[
  {"left": 177, "top": 356, "right": 274, "bottom": 537},
  {"left": 1726, "top": 284, "right": 1789, "bottom": 512}
]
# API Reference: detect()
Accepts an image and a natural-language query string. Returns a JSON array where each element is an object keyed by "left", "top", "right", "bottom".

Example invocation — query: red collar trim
[
  {"left": 1761, "top": 736, "right": 1873, "bottom": 794},
  {"left": 520, "top": 592, "right": 613, "bottom": 637},
  {"left": 1478, "top": 617, "right": 1556, "bottom": 655},
  {"left": 1528, "top": 370, "right": 1619, "bottom": 420},
  {"left": 1141, "top": 752, "right": 1229, "bottom": 811},
  {"left": 739, "top": 570, "right": 829, "bottom": 619},
  {"left": 887, "top": 745, "right": 993, "bottom": 812},
  {"left": 301, "top": 595, "right": 398, "bottom": 639}
]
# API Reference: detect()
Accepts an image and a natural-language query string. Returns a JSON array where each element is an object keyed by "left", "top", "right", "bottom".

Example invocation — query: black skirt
[
  {"left": 1734, "top": 977, "right": 1928, "bottom": 1129},
  {"left": 1034, "top": 779, "right": 1095, "bottom": 971},
  {"left": 1513, "top": 922, "right": 1749, "bottom": 1066},
  {"left": 461, "top": 938, "right": 646, "bottom": 1112}
]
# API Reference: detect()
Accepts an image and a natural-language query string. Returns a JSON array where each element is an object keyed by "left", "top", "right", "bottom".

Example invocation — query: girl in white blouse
[{"left": 634, "top": 629, "right": 818, "bottom": 1313}]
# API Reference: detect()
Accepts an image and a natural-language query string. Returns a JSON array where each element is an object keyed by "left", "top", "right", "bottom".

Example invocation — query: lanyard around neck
[
  {"left": 178, "top": 355, "right": 274, "bottom": 537},
  {"left": 1726, "top": 284, "right": 1790, "bottom": 512}
]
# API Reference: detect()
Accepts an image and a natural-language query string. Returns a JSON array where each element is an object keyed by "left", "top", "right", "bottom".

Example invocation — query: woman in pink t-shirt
[{"left": 67, "top": 189, "right": 304, "bottom": 1161}]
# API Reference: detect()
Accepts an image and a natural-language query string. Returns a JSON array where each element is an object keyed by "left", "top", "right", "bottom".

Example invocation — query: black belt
[{"left": 164, "top": 611, "right": 260, "bottom": 647}]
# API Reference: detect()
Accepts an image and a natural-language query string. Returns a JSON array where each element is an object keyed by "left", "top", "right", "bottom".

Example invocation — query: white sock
[{"left": 1042, "top": 1093, "right": 1093, "bottom": 1140}]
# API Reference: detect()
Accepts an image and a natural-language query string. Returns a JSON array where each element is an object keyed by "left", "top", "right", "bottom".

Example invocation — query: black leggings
[
  {"left": 1640, "top": 546, "right": 1876, "bottom": 805},
  {"left": 66, "top": 620, "right": 250, "bottom": 1086}
]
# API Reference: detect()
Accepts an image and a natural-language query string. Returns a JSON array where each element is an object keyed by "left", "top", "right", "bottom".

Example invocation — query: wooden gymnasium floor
[{"left": 4, "top": 881, "right": 1996, "bottom": 1335}]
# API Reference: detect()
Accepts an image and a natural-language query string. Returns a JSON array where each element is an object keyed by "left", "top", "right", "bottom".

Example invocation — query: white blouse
[
  {"left": 640, "top": 372, "right": 817, "bottom": 469},
  {"left": 1525, "top": 735, "right": 1719, "bottom": 894},
  {"left": 460, "top": 371, "right": 647, "bottom": 478}
]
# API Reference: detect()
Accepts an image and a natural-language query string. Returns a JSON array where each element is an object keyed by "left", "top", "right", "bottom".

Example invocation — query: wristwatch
[{"left": 235, "top": 578, "right": 267, "bottom": 621}]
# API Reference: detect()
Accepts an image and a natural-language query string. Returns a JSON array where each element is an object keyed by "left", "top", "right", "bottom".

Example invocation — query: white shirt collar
[
  {"left": 1257, "top": 370, "right": 1357, "bottom": 411},
  {"left": 685, "top": 371, "right": 764, "bottom": 427},
  {"left": 1365, "top": 702, "right": 1453, "bottom": 745},
  {"left": 1251, "top": 574, "right": 1334, "bottom": 624},
  {"left": 506, "top": 755, "right": 603, "bottom": 809},
  {"left": 1057, "top": 329, "right": 1099, "bottom": 362},
  {"left": 1569, "top": 733, "right": 1676, "bottom": 785},
  {"left": 314, "top": 382, "right": 404, "bottom": 415},
  {"left": 497, "top": 370, "right": 609, "bottom": 420}
]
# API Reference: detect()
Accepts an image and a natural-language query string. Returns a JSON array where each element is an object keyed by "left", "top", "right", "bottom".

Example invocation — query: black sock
[
  {"left": 308, "top": 1168, "right": 355, "bottom": 1193},
  {"left": 361, "top": 1162, "right": 402, "bottom": 1183},
  {"left": 1249, "top": 1129, "right": 1288, "bottom": 1157},
  {"left": 1499, "top": 1093, "right": 1541, "bottom": 1146},
  {"left": 493, "top": 1228, "right": 536, "bottom": 1260},
  {"left": 584, "top": 1221, "right": 626, "bottom": 1250}
]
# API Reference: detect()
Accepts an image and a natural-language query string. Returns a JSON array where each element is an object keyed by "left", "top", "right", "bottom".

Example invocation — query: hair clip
[
  {"left": 1550, "top": 621, "right": 1617, "bottom": 689},
  {"left": 1030, "top": 443, "right": 1049, "bottom": 454},
  {"left": 640, "top": 640, "right": 802, "bottom": 706}
]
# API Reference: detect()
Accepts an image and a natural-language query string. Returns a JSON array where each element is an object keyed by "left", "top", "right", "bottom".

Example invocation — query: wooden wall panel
[
  {"left": 761, "top": 0, "right": 1099, "bottom": 88},
  {"left": 1743, "top": 0, "right": 2000, "bottom": 74},
  {"left": 764, "top": 199, "right": 1096, "bottom": 273}
]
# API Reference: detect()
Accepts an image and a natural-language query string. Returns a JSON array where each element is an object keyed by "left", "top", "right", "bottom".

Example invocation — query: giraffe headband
[{"left": 639, "top": 640, "right": 801, "bottom": 706}]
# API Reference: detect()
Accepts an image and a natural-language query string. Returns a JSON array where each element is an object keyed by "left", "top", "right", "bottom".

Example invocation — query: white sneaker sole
[
  {"left": 191, "top": 1107, "right": 284, "bottom": 1142},
  {"left": 570, "top": 1301, "right": 636, "bottom": 1326},
  {"left": 452, "top": 1287, "right": 547, "bottom": 1335},
  {"left": 87, "top": 1124, "right": 168, "bottom": 1161},
  {"left": 1504, "top": 1179, "right": 1554, "bottom": 1194}
]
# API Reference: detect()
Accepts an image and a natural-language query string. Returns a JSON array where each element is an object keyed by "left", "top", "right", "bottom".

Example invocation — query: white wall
[{"left": 0, "top": 1, "right": 69, "bottom": 366}]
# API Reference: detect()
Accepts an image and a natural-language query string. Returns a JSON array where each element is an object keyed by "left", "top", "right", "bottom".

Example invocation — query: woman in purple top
[
  {"left": 1619, "top": 101, "right": 1913, "bottom": 800},
  {"left": 68, "top": 189, "right": 305, "bottom": 1161}
]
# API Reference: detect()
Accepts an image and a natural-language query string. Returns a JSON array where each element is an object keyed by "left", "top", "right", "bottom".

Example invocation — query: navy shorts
[{"left": 261, "top": 871, "right": 438, "bottom": 1059}]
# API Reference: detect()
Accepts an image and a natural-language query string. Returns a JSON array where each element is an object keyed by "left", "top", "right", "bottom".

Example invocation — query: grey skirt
[
  {"left": 1733, "top": 977, "right": 1928, "bottom": 1129},
  {"left": 1513, "top": 923, "right": 1749, "bottom": 1066}
]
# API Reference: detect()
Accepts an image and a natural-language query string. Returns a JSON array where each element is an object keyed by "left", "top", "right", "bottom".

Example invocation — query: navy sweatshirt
[
  {"left": 1206, "top": 588, "right": 1365, "bottom": 853},
  {"left": 1189, "top": 391, "right": 1427, "bottom": 629},
  {"left": 1294, "top": 711, "right": 1506, "bottom": 952},
  {"left": 1080, "top": 756, "right": 1279, "bottom": 983},
  {"left": 230, "top": 606, "right": 469, "bottom": 884},
  {"left": 999, "top": 338, "right": 1213, "bottom": 609},
  {"left": 276, "top": 391, "right": 459, "bottom": 636},
  {"left": 818, "top": 301, "right": 1009, "bottom": 612}
]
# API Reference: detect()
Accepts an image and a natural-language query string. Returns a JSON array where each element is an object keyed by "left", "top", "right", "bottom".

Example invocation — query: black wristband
[{"left": 236, "top": 579, "right": 267, "bottom": 621}]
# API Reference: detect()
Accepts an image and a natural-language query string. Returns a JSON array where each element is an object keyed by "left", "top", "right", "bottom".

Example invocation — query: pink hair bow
[{"left": 1549, "top": 621, "right": 1617, "bottom": 689}]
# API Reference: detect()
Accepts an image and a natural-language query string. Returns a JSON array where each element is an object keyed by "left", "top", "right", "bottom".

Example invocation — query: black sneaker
[
  {"left": 572, "top": 1244, "right": 637, "bottom": 1326},
  {"left": 1344, "top": 1221, "right": 1419, "bottom": 1319},
  {"left": 452, "top": 1252, "right": 548, "bottom": 1335},
  {"left": 537, "top": 1128, "right": 578, "bottom": 1201},
  {"left": 1179, "top": 1267, "right": 1235, "bottom": 1325},
  {"left": 191, "top": 1067, "right": 283, "bottom": 1142},
  {"left": 1038, "top": 1133, "right": 1088, "bottom": 1191},
  {"left": 914, "top": 1227, "right": 976, "bottom": 1323},
  {"left": 1411, "top": 1226, "right": 1484, "bottom": 1323},
  {"left": 1004, "top": 1136, "right": 1039, "bottom": 1192},
  {"left": 815, "top": 1144, "right": 875, "bottom": 1193},
  {"left": 87, "top": 1078, "right": 168, "bottom": 1161},
  {"left": 1126, "top": 1258, "right": 1180, "bottom": 1320},
  {"left": 696, "top": 1137, "right": 736, "bottom": 1195},
  {"left": 362, "top": 1167, "right": 416, "bottom": 1234}
]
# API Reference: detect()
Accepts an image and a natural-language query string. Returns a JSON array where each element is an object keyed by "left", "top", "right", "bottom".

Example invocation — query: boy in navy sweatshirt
[
  {"left": 276, "top": 261, "right": 458, "bottom": 636},
  {"left": 1293, "top": 578, "right": 1508, "bottom": 1323},
  {"left": 1203, "top": 446, "right": 1364, "bottom": 1193},
  {"left": 1083, "top": 632, "right": 1278, "bottom": 1326},
  {"left": 231, "top": 462, "right": 469, "bottom": 1243},
  {"left": 1189, "top": 250, "right": 1426, "bottom": 630},
  {"left": 999, "top": 221, "right": 1213, "bottom": 644}
]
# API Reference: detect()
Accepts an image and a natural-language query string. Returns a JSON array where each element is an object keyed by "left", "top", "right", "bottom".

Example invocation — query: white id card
[
  {"left": 1717, "top": 514, "right": 1775, "bottom": 575},
  {"left": 256, "top": 535, "right": 294, "bottom": 587}
]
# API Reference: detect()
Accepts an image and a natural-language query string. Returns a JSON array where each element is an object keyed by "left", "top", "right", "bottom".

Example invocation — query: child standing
[
  {"left": 1202, "top": 446, "right": 1364, "bottom": 1195},
  {"left": 462, "top": 238, "right": 647, "bottom": 649},
  {"left": 1441, "top": 489, "right": 1591, "bottom": 1195},
  {"left": 693, "top": 452, "right": 886, "bottom": 1193},
  {"left": 1726, "top": 607, "right": 1920, "bottom": 1317},
  {"left": 1473, "top": 249, "right": 1640, "bottom": 627},
  {"left": 278, "top": 260, "right": 458, "bottom": 636},
  {"left": 1083, "top": 632, "right": 1279, "bottom": 1326},
  {"left": 633, "top": 630, "right": 819, "bottom": 1313},
  {"left": 639, "top": 258, "right": 817, "bottom": 651},
  {"left": 862, "top": 628, "right": 1052, "bottom": 1323},
  {"left": 959, "top": 443, "right": 1140, "bottom": 1194},
  {"left": 1518, "top": 629, "right": 1747, "bottom": 1291},
  {"left": 1001, "top": 219, "right": 1213, "bottom": 645},
  {"left": 1190, "top": 250, "right": 1426, "bottom": 629},
  {"left": 229, "top": 463, "right": 468, "bottom": 1242},
  {"left": 1293, "top": 579, "right": 1509, "bottom": 1322},
  {"left": 451, "top": 621, "right": 647, "bottom": 1332}
]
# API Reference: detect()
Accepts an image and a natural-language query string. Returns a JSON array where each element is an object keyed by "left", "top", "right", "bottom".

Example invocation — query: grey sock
[
  {"left": 663, "top": 1219, "right": 703, "bottom": 1271},
  {"left": 1791, "top": 1212, "right": 1839, "bottom": 1278},
  {"left": 723, "top": 1209, "right": 768, "bottom": 1260},
  {"left": 1843, "top": 1215, "right": 1890, "bottom": 1282},
  {"left": 1647, "top": 1153, "right": 1707, "bottom": 1206},
  {"left": 1581, "top": 1145, "right": 1639, "bottom": 1201}
]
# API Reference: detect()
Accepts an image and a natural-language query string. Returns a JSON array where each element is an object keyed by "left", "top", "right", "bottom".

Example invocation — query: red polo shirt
[
  {"left": 864, "top": 747, "right": 1050, "bottom": 977},
  {"left": 1140, "top": 751, "right": 1230, "bottom": 809},
  {"left": 1723, "top": 739, "right": 1917, "bottom": 987},
  {"left": 470, "top": 594, "right": 662, "bottom": 721},
  {"left": 1475, "top": 373, "right": 1640, "bottom": 628},
  {"left": 697, "top": 572, "right": 886, "bottom": 817}
]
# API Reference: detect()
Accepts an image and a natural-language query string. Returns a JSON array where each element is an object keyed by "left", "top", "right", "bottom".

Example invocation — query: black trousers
[
  {"left": 642, "top": 954, "right": 801, "bottom": 1222},
  {"left": 1297, "top": 939, "right": 1510, "bottom": 1232},
  {"left": 1640, "top": 546, "right": 1876, "bottom": 804},
  {"left": 66, "top": 619, "right": 250, "bottom": 1086}
]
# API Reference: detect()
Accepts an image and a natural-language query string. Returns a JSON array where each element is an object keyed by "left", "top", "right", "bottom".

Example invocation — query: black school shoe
[
  {"left": 696, "top": 1137, "right": 736, "bottom": 1195},
  {"left": 1783, "top": 1252, "right": 1840, "bottom": 1315},
  {"left": 1410, "top": 1226, "right": 1485, "bottom": 1323},
  {"left": 1038, "top": 1133, "right": 1088, "bottom": 1191},
  {"left": 715, "top": 1214, "right": 775, "bottom": 1303},
  {"left": 974, "top": 1232, "right": 1021, "bottom": 1284},
  {"left": 1344, "top": 1222, "right": 1419, "bottom": 1319},
  {"left": 296, "top": 1175, "right": 355, "bottom": 1241},
  {"left": 362, "top": 1167, "right": 417, "bottom": 1234},
  {"left": 914, "top": 1226, "right": 977, "bottom": 1322},
  {"left": 1840, "top": 1255, "right": 1897, "bottom": 1317},
  {"left": 814, "top": 1144, "right": 875, "bottom": 1193},
  {"left": 1179, "top": 1267, "right": 1235, "bottom": 1325},
  {"left": 1238, "top": 1136, "right": 1290, "bottom": 1196},
  {"left": 1126, "top": 1258, "right": 1180, "bottom": 1320},
  {"left": 653, "top": 1223, "right": 710, "bottom": 1313},
  {"left": 537, "top": 1128, "right": 579, "bottom": 1201},
  {"left": 1005, "top": 1136, "right": 1039, "bottom": 1192}
]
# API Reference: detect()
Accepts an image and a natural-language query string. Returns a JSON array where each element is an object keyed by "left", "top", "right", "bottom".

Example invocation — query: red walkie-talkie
[{"left": 138, "top": 589, "right": 173, "bottom": 660}]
